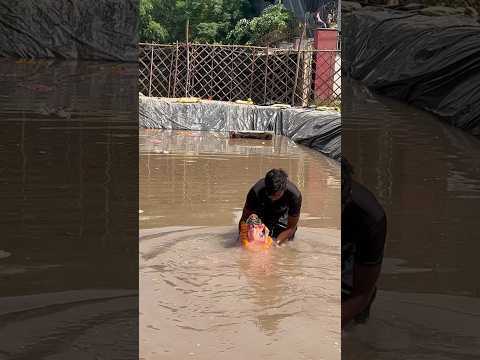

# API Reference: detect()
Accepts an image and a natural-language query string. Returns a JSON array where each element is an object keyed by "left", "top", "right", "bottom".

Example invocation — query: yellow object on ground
[
  {"left": 15, "top": 59, "right": 36, "bottom": 64},
  {"left": 271, "top": 103, "right": 291, "bottom": 109},
  {"left": 177, "top": 97, "right": 201, "bottom": 103},
  {"left": 235, "top": 98, "right": 254, "bottom": 105},
  {"left": 316, "top": 105, "right": 339, "bottom": 112}
]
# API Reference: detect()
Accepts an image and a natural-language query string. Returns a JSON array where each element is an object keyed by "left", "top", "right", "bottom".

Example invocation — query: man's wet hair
[
  {"left": 265, "top": 168, "right": 288, "bottom": 195},
  {"left": 341, "top": 157, "right": 354, "bottom": 206}
]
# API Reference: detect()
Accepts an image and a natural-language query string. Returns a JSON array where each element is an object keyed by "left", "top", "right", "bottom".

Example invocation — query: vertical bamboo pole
[
  {"left": 185, "top": 11, "right": 190, "bottom": 97},
  {"left": 249, "top": 48, "right": 255, "bottom": 100},
  {"left": 186, "top": 43, "right": 190, "bottom": 97},
  {"left": 172, "top": 41, "right": 179, "bottom": 98},
  {"left": 148, "top": 45, "right": 154, "bottom": 97},
  {"left": 190, "top": 45, "right": 196, "bottom": 98},
  {"left": 210, "top": 46, "right": 215, "bottom": 99},
  {"left": 228, "top": 47, "right": 234, "bottom": 101},
  {"left": 263, "top": 45, "right": 269, "bottom": 105},
  {"left": 292, "top": 19, "right": 306, "bottom": 106},
  {"left": 167, "top": 45, "right": 175, "bottom": 97}
]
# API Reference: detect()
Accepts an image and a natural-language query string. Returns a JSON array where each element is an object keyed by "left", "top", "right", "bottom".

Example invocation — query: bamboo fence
[{"left": 139, "top": 43, "right": 341, "bottom": 107}]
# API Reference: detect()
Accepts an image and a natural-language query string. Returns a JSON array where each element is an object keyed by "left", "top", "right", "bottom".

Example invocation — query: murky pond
[
  {"left": 0, "top": 59, "right": 138, "bottom": 359},
  {"left": 342, "top": 80, "right": 480, "bottom": 359},
  {"left": 139, "top": 129, "right": 341, "bottom": 360}
]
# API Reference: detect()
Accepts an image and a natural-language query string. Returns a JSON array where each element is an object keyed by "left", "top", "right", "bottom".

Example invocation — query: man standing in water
[
  {"left": 239, "top": 168, "right": 302, "bottom": 246},
  {"left": 341, "top": 157, "right": 387, "bottom": 327}
]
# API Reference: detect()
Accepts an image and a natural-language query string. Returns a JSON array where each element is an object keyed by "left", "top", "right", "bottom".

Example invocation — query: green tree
[
  {"left": 226, "top": 3, "right": 293, "bottom": 45},
  {"left": 139, "top": 0, "right": 170, "bottom": 42},
  {"left": 226, "top": 18, "right": 251, "bottom": 44},
  {"left": 138, "top": 0, "right": 292, "bottom": 44},
  {"left": 195, "top": 22, "right": 221, "bottom": 42},
  {"left": 185, "top": 0, "right": 251, "bottom": 43}
]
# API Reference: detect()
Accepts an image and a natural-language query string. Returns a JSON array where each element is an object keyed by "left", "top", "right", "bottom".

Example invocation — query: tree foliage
[
  {"left": 247, "top": 3, "right": 293, "bottom": 45},
  {"left": 138, "top": 0, "right": 293, "bottom": 44},
  {"left": 139, "top": 0, "right": 170, "bottom": 42}
]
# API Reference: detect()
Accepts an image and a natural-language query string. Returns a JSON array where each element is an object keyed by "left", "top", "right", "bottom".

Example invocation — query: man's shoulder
[
  {"left": 286, "top": 180, "right": 301, "bottom": 198},
  {"left": 251, "top": 178, "right": 266, "bottom": 194}
]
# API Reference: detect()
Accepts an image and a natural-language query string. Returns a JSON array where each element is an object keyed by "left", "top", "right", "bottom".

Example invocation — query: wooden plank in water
[{"left": 229, "top": 130, "right": 273, "bottom": 140}]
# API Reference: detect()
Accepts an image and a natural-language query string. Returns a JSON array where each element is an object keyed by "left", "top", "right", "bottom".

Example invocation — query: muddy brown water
[
  {"left": 342, "top": 81, "right": 480, "bottom": 359},
  {"left": 139, "top": 129, "right": 341, "bottom": 360},
  {"left": 0, "top": 59, "right": 138, "bottom": 359}
]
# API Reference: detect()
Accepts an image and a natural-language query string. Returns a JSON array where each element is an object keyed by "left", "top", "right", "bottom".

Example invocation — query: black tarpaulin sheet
[
  {"left": 343, "top": 8, "right": 480, "bottom": 135},
  {"left": 0, "top": 0, "right": 138, "bottom": 61},
  {"left": 139, "top": 96, "right": 341, "bottom": 160},
  {"left": 283, "top": 108, "right": 341, "bottom": 160}
]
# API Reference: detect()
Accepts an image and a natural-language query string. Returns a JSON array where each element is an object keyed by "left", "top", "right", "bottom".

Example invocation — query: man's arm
[
  {"left": 341, "top": 263, "right": 380, "bottom": 328},
  {"left": 276, "top": 190, "right": 302, "bottom": 245},
  {"left": 275, "top": 215, "right": 299, "bottom": 245},
  {"left": 342, "top": 217, "right": 386, "bottom": 328},
  {"left": 238, "top": 187, "right": 258, "bottom": 238},
  {"left": 238, "top": 207, "right": 254, "bottom": 235}
]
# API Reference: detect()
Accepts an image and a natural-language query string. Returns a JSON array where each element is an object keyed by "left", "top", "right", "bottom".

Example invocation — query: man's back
[
  {"left": 342, "top": 181, "right": 387, "bottom": 291},
  {"left": 245, "top": 178, "right": 302, "bottom": 229}
]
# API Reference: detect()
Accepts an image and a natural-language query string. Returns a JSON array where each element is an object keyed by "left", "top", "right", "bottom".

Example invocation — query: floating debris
[
  {"left": 37, "top": 106, "right": 72, "bottom": 119},
  {"left": 0, "top": 250, "right": 12, "bottom": 259}
]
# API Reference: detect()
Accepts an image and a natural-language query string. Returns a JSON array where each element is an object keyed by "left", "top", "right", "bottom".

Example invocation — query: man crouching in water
[
  {"left": 342, "top": 157, "right": 387, "bottom": 328},
  {"left": 239, "top": 168, "right": 302, "bottom": 246}
]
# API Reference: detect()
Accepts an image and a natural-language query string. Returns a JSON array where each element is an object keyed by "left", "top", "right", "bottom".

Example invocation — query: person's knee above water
[
  {"left": 341, "top": 157, "right": 387, "bottom": 328},
  {"left": 239, "top": 168, "right": 302, "bottom": 246}
]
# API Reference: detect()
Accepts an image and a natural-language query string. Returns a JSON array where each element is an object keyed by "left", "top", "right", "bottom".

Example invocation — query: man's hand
[
  {"left": 275, "top": 231, "right": 292, "bottom": 246},
  {"left": 275, "top": 215, "right": 299, "bottom": 245}
]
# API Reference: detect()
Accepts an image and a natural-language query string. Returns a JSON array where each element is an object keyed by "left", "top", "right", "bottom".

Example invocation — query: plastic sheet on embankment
[
  {"left": 0, "top": 1, "right": 138, "bottom": 61},
  {"left": 343, "top": 7, "right": 480, "bottom": 135},
  {"left": 139, "top": 96, "right": 341, "bottom": 161}
]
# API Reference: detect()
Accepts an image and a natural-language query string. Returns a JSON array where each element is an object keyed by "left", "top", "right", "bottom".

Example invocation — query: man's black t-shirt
[
  {"left": 342, "top": 181, "right": 386, "bottom": 293},
  {"left": 244, "top": 179, "right": 302, "bottom": 229}
]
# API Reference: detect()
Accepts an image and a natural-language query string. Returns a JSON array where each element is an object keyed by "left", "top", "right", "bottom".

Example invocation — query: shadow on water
[
  {"left": 342, "top": 79, "right": 480, "bottom": 359},
  {"left": 0, "top": 59, "right": 138, "bottom": 359}
]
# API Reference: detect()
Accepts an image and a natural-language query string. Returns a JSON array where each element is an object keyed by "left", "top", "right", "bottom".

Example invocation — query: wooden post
[
  {"left": 185, "top": 0, "right": 190, "bottom": 98},
  {"left": 292, "top": 19, "right": 306, "bottom": 106},
  {"left": 186, "top": 43, "right": 190, "bottom": 97},
  {"left": 172, "top": 41, "right": 179, "bottom": 98},
  {"left": 249, "top": 49, "right": 255, "bottom": 100},
  {"left": 210, "top": 46, "right": 214, "bottom": 100},
  {"left": 167, "top": 45, "right": 175, "bottom": 97},
  {"left": 229, "top": 48, "right": 234, "bottom": 101},
  {"left": 148, "top": 45, "right": 154, "bottom": 97},
  {"left": 263, "top": 45, "right": 269, "bottom": 105},
  {"left": 185, "top": 0, "right": 190, "bottom": 43}
]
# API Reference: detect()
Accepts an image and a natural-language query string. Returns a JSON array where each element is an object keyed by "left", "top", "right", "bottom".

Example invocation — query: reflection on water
[
  {"left": 139, "top": 130, "right": 341, "bottom": 359},
  {"left": 140, "top": 129, "right": 340, "bottom": 229},
  {"left": 0, "top": 59, "right": 138, "bottom": 359},
  {"left": 342, "top": 80, "right": 480, "bottom": 359}
]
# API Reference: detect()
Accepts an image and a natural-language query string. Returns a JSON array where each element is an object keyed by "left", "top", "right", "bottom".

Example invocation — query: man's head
[
  {"left": 341, "top": 157, "right": 354, "bottom": 212},
  {"left": 265, "top": 168, "right": 288, "bottom": 201}
]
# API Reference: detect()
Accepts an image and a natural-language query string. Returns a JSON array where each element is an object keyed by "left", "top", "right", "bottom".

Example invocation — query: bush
[{"left": 227, "top": 4, "right": 293, "bottom": 45}]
